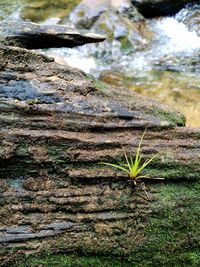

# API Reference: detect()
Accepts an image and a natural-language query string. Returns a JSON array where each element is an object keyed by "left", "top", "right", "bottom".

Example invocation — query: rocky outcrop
[
  {"left": 65, "top": 0, "right": 143, "bottom": 28},
  {"left": 61, "top": 0, "right": 152, "bottom": 66},
  {"left": 0, "top": 21, "right": 105, "bottom": 49},
  {"left": 131, "top": 0, "right": 199, "bottom": 17},
  {"left": 0, "top": 23, "right": 200, "bottom": 266}
]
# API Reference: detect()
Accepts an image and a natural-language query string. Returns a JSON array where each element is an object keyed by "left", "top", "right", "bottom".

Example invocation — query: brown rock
[
  {"left": 0, "top": 21, "right": 105, "bottom": 49},
  {"left": 0, "top": 25, "right": 199, "bottom": 265}
]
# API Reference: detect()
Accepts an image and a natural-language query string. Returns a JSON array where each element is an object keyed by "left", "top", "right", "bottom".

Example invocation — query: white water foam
[
  {"left": 45, "top": 6, "right": 200, "bottom": 75},
  {"left": 124, "top": 15, "right": 200, "bottom": 74},
  {"left": 65, "top": 51, "right": 96, "bottom": 73},
  {"left": 154, "top": 16, "right": 200, "bottom": 54}
]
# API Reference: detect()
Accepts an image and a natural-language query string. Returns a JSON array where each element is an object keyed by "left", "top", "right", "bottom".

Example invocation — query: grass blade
[
  {"left": 134, "top": 129, "right": 146, "bottom": 166},
  {"left": 99, "top": 162, "right": 130, "bottom": 174},
  {"left": 137, "top": 153, "right": 158, "bottom": 174},
  {"left": 122, "top": 146, "right": 131, "bottom": 172},
  {"left": 130, "top": 155, "right": 134, "bottom": 167}
]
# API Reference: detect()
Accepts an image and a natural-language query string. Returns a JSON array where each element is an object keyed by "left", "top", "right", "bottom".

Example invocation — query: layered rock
[
  {"left": 0, "top": 21, "right": 105, "bottom": 49},
  {"left": 0, "top": 23, "right": 200, "bottom": 266}
]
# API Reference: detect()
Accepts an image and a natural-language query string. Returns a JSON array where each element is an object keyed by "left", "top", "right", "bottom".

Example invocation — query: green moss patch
[
  {"left": 11, "top": 253, "right": 132, "bottom": 267},
  {"left": 129, "top": 181, "right": 200, "bottom": 267}
]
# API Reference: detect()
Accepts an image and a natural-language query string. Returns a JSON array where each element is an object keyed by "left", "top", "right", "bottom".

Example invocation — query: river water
[{"left": 1, "top": 0, "right": 200, "bottom": 127}]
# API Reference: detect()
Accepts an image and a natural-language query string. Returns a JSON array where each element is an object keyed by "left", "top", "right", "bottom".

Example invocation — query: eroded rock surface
[
  {"left": 0, "top": 21, "right": 105, "bottom": 49},
  {"left": 0, "top": 24, "right": 200, "bottom": 266}
]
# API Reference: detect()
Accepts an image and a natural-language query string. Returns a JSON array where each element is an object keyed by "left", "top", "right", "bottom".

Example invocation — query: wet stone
[{"left": 0, "top": 80, "right": 63, "bottom": 103}]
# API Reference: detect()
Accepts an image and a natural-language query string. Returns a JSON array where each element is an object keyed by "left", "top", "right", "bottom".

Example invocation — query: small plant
[{"left": 100, "top": 130, "right": 164, "bottom": 187}]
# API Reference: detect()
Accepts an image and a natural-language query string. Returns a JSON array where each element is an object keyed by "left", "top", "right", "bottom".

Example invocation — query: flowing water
[{"left": 1, "top": 1, "right": 200, "bottom": 126}]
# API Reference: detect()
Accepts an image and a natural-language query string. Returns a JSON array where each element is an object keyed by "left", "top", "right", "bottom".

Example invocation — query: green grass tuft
[{"left": 100, "top": 130, "right": 164, "bottom": 185}]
